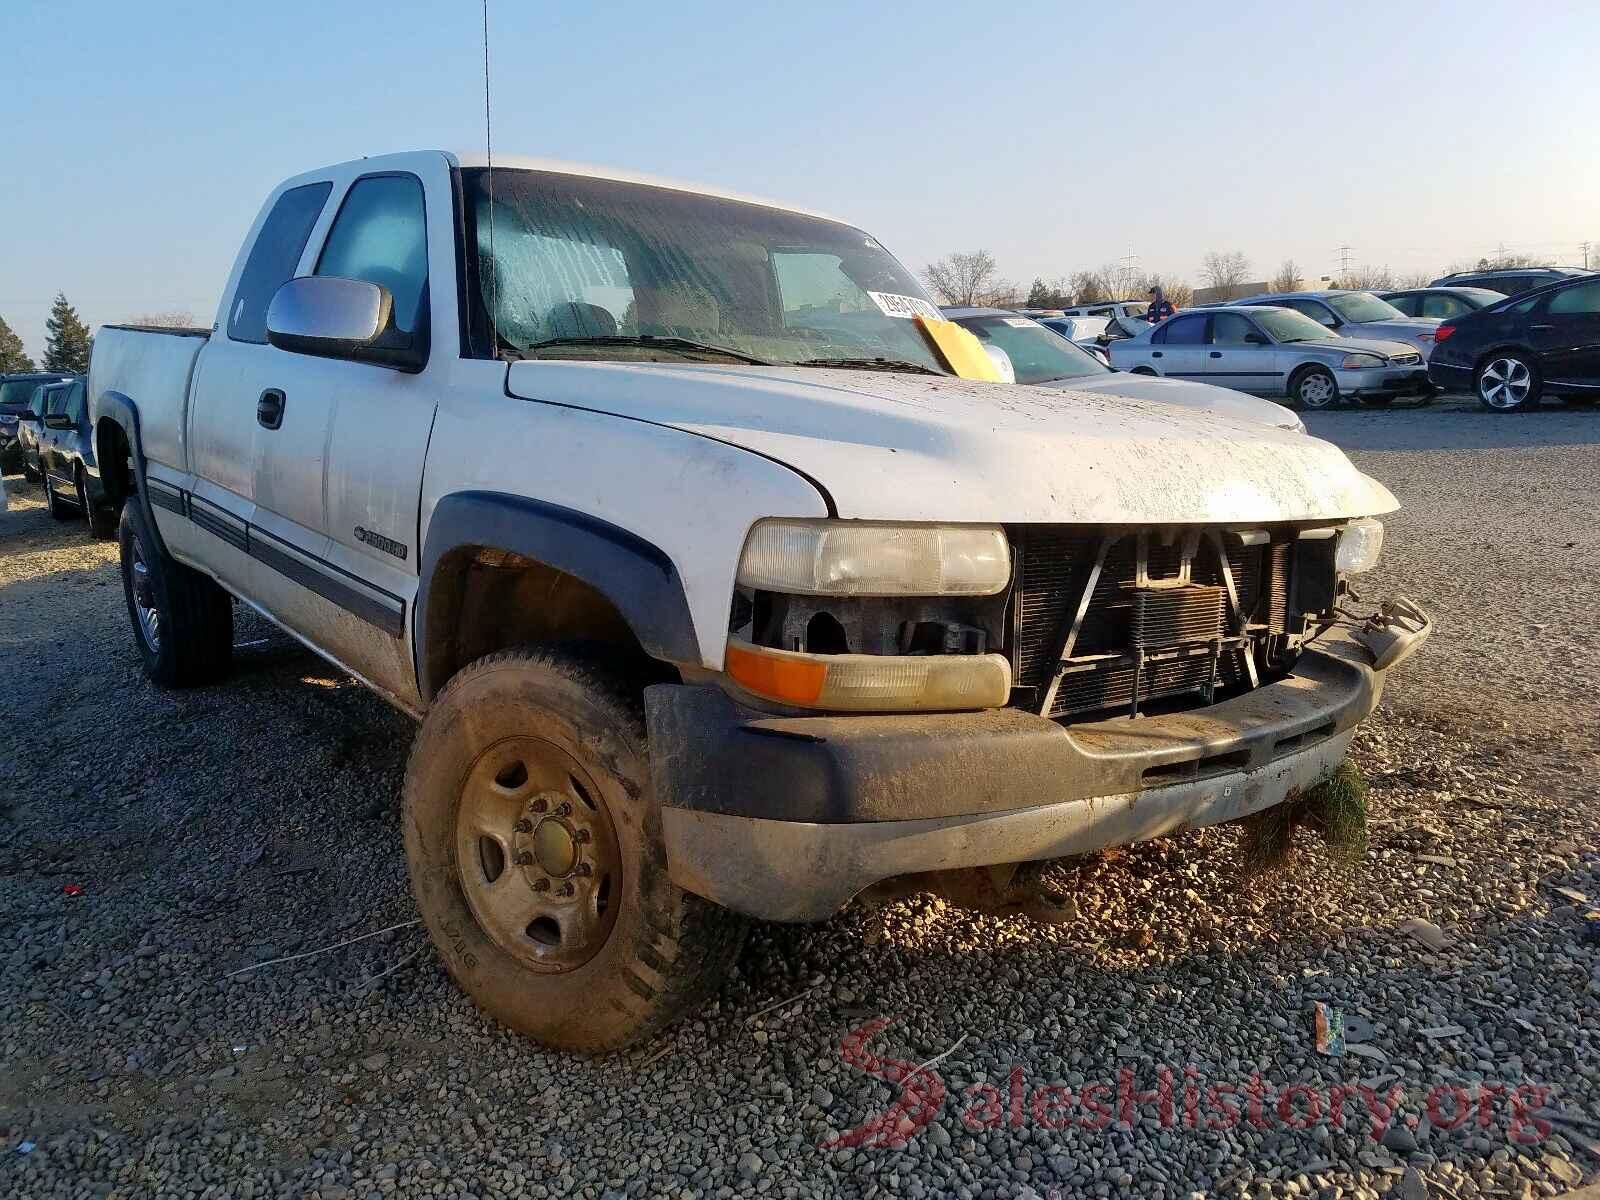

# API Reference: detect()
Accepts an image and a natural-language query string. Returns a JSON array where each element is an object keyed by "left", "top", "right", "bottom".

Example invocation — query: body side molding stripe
[{"left": 166, "top": 485, "right": 406, "bottom": 638}]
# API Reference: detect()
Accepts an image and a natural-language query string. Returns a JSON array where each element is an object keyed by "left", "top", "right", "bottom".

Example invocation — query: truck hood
[
  {"left": 1041, "top": 372, "right": 1303, "bottom": 431},
  {"left": 505, "top": 361, "right": 1398, "bottom": 524}
]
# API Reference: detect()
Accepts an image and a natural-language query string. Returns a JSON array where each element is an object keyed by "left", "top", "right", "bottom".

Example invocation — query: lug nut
[
  {"left": 515, "top": 851, "right": 534, "bottom": 866},
  {"left": 572, "top": 829, "right": 591, "bottom": 844},
  {"left": 530, "top": 798, "right": 548, "bottom": 813},
  {"left": 533, "top": 878, "right": 549, "bottom": 892},
  {"left": 558, "top": 882, "right": 575, "bottom": 897},
  {"left": 574, "top": 863, "right": 592, "bottom": 877},
  {"left": 555, "top": 801, "right": 572, "bottom": 817},
  {"left": 514, "top": 818, "right": 533, "bottom": 834}
]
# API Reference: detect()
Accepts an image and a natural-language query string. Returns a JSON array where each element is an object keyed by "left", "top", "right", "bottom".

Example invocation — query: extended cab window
[
  {"left": 228, "top": 182, "right": 332, "bottom": 344},
  {"left": 316, "top": 175, "right": 429, "bottom": 334}
]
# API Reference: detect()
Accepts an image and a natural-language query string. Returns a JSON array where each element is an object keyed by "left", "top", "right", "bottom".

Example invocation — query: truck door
[
  {"left": 256, "top": 170, "right": 438, "bottom": 700},
  {"left": 187, "top": 180, "right": 334, "bottom": 596}
]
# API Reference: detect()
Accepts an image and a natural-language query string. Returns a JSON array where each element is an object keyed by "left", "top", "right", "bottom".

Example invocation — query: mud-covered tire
[
  {"left": 118, "top": 501, "right": 233, "bottom": 687},
  {"left": 403, "top": 649, "right": 748, "bottom": 1053}
]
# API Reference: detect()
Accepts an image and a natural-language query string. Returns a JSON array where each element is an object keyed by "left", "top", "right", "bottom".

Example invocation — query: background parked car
[
  {"left": 0, "top": 371, "right": 76, "bottom": 472},
  {"left": 1235, "top": 290, "right": 1442, "bottom": 360},
  {"left": 1379, "top": 287, "right": 1504, "bottom": 320},
  {"left": 1109, "top": 305, "right": 1428, "bottom": 410},
  {"left": 18, "top": 379, "right": 77, "bottom": 482},
  {"left": 38, "top": 377, "right": 118, "bottom": 535},
  {"left": 1427, "top": 273, "right": 1600, "bottom": 412},
  {"left": 943, "top": 307, "right": 1304, "bottom": 430},
  {"left": 1428, "top": 266, "right": 1587, "bottom": 296},
  {"left": 1033, "top": 314, "right": 1112, "bottom": 361},
  {"left": 1057, "top": 300, "right": 1150, "bottom": 321}
]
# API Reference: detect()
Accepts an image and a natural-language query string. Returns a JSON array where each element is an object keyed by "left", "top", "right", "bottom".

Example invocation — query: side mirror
[
  {"left": 43, "top": 413, "right": 73, "bottom": 430},
  {"left": 982, "top": 344, "right": 1016, "bottom": 384},
  {"left": 266, "top": 276, "right": 426, "bottom": 372},
  {"left": 16, "top": 411, "right": 40, "bottom": 423}
]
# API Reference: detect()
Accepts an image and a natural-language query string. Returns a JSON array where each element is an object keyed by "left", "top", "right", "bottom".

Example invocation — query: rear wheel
[
  {"left": 403, "top": 649, "right": 748, "bottom": 1052},
  {"left": 1476, "top": 353, "right": 1539, "bottom": 412},
  {"left": 44, "top": 474, "right": 74, "bottom": 521},
  {"left": 1290, "top": 366, "right": 1340, "bottom": 410},
  {"left": 118, "top": 501, "right": 233, "bottom": 686},
  {"left": 78, "top": 469, "right": 117, "bottom": 539}
]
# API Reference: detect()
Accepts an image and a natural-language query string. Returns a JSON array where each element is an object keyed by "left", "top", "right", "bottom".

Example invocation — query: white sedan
[{"left": 942, "top": 307, "right": 1305, "bottom": 431}]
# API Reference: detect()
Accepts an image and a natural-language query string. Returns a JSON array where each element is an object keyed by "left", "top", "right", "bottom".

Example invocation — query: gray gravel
[{"left": 3, "top": 403, "right": 1598, "bottom": 1199}]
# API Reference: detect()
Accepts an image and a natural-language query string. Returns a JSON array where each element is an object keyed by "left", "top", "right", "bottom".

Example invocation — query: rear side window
[
  {"left": 228, "top": 182, "right": 333, "bottom": 344},
  {"left": 1420, "top": 294, "right": 1468, "bottom": 318},
  {"left": 1386, "top": 294, "right": 1419, "bottom": 316},
  {"left": 316, "top": 174, "right": 429, "bottom": 334},
  {"left": 1154, "top": 315, "right": 1206, "bottom": 345},
  {"left": 1548, "top": 282, "right": 1600, "bottom": 315}
]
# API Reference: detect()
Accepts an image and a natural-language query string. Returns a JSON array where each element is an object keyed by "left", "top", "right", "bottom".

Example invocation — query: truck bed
[{"left": 87, "top": 324, "right": 212, "bottom": 478}]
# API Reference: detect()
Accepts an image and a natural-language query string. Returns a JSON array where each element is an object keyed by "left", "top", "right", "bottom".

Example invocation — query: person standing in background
[{"left": 1145, "top": 285, "right": 1176, "bottom": 323}]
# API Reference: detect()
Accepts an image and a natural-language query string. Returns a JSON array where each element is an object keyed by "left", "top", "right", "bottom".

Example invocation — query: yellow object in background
[{"left": 914, "top": 315, "right": 1005, "bottom": 381}]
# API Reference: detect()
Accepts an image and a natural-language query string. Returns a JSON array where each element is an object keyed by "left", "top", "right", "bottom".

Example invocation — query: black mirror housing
[
  {"left": 42, "top": 413, "right": 73, "bottom": 430},
  {"left": 266, "top": 276, "right": 427, "bottom": 373}
]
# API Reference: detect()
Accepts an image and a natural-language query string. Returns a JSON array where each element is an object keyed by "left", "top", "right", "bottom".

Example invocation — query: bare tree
[
  {"left": 127, "top": 310, "right": 201, "bottom": 328},
  {"left": 1201, "top": 251, "right": 1252, "bottom": 300},
  {"left": 1069, "top": 271, "right": 1109, "bottom": 304},
  {"left": 923, "top": 251, "right": 1000, "bottom": 307},
  {"left": 1097, "top": 260, "right": 1145, "bottom": 301},
  {"left": 1396, "top": 271, "right": 1433, "bottom": 289},
  {"left": 1334, "top": 264, "right": 1394, "bottom": 291},
  {"left": 1270, "top": 260, "right": 1302, "bottom": 293}
]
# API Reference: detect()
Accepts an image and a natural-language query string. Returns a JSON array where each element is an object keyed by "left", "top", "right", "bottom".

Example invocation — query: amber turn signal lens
[{"left": 725, "top": 641, "right": 827, "bottom": 705}]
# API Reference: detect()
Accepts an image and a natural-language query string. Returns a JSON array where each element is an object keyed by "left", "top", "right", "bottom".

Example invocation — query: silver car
[
  {"left": 943, "top": 306, "right": 1305, "bottom": 429},
  {"left": 1107, "top": 305, "right": 1430, "bottom": 410},
  {"left": 1235, "top": 289, "right": 1441, "bottom": 360}
]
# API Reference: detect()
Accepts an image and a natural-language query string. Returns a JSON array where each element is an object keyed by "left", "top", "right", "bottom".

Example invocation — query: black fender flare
[
  {"left": 414, "top": 491, "right": 701, "bottom": 700},
  {"left": 93, "top": 390, "right": 168, "bottom": 557}
]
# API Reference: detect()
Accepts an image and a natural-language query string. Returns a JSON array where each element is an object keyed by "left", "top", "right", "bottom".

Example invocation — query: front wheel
[
  {"left": 118, "top": 501, "right": 233, "bottom": 686},
  {"left": 1291, "top": 366, "right": 1340, "bottom": 410},
  {"left": 403, "top": 649, "right": 748, "bottom": 1052},
  {"left": 1476, "top": 353, "right": 1539, "bottom": 412}
]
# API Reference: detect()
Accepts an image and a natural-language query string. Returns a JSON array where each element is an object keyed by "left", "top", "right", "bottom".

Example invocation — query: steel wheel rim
[
  {"left": 1299, "top": 371, "right": 1336, "bottom": 408},
  {"left": 1480, "top": 357, "right": 1530, "bottom": 408},
  {"left": 454, "top": 736, "right": 622, "bottom": 974},
  {"left": 130, "top": 540, "right": 161, "bottom": 652}
]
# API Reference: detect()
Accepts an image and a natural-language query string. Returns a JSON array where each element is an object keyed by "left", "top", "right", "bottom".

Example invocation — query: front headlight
[
  {"left": 1340, "top": 353, "right": 1386, "bottom": 369},
  {"left": 737, "top": 519, "right": 1011, "bottom": 596},
  {"left": 1336, "top": 517, "right": 1384, "bottom": 573}
]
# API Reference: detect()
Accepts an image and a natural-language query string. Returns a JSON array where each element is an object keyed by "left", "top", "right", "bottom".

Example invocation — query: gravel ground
[{"left": 2, "top": 403, "right": 1598, "bottom": 1200}]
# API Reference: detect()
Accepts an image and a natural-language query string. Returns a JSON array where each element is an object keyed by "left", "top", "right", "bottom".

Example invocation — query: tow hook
[{"left": 1354, "top": 595, "right": 1432, "bottom": 671}]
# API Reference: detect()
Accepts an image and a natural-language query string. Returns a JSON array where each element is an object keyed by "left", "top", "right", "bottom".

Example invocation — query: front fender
[{"left": 414, "top": 491, "right": 701, "bottom": 700}]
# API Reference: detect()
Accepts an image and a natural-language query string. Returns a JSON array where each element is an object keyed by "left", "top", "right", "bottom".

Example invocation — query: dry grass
[{"left": 1239, "top": 761, "right": 1369, "bottom": 875}]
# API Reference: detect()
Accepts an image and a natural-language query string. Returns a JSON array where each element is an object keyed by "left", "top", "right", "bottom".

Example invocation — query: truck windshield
[
  {"left": 461, "top": 168, "right": 950, "bottom": 374},
  {"left": 0, "top": 380, "right": 46, "bottom": 408}
]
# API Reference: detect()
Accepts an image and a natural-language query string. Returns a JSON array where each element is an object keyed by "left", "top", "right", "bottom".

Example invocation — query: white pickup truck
[{"left": 89, "top": 150, "right": 1429, "bottom": 1051}]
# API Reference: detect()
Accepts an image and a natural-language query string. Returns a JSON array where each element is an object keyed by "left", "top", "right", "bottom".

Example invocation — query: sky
[{"left": 3, "top": 0, "right": 1598, "bottom": 359}]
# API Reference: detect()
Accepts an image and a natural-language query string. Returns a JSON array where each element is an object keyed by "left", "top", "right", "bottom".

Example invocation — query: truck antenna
[{"left": 481, "top": 0, "right": 500, "bottom": 357}]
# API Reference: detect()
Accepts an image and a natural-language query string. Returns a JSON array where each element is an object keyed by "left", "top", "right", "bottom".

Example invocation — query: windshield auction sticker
[{"left": 867, "top": 291, "right": 944, "bottom": 321}]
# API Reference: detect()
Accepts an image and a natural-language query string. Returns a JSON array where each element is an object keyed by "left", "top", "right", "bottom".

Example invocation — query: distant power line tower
[{"left": 1334, "top": 245, "right": 1353, "bottom": 277}]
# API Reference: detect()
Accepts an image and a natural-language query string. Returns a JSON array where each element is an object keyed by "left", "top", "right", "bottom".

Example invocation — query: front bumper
[
  {"left": 647, "top": 618, "right": 1427, "bottom": 922},
  {"left": 1339, "top": 366, "right": 1432, "bottom": 398}
]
